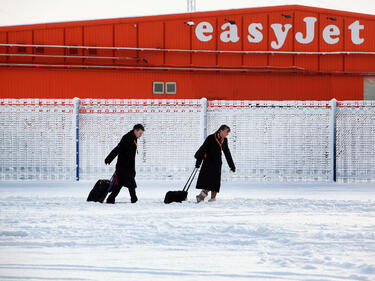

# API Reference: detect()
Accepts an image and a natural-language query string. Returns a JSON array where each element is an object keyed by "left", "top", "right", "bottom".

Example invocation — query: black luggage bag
[
  {"left": 164, "top": 168, "right": 198, "bottom": 204},
  {"left": 87, "top": 174, "right": 116, "bottom": 203}
]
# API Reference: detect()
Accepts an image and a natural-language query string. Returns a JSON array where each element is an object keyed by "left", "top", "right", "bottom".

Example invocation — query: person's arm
[
  {"left": 223, "top": 139, "right": 235, "bottom": 172},
  {"left": 105, "top": 135, "right": 126, "bottom": 164},
  {"left": 194, "top": 136, "right": 210, "bottom": 168}
]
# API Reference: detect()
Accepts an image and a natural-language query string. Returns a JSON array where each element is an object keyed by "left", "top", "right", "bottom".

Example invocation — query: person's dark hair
[
  {"left": 133, "top": 124, "right": 145, "bottom": 131},
  {"left": 218, "top": 124, "right": 230, "bottom": 133}
]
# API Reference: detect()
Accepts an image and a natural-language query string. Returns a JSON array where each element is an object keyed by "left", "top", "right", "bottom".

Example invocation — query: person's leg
[
  {"left": 128, "top": 187, "right": 138, "bottom": 203},
  {"left": 106, "top": 184, "right": 122, "bottom": 204},
  {"left": 208, "top": 191, "right": 217, "bottom": 202},
  {"left": 196, "top": 190, "right": 208, "bottom": 203}
]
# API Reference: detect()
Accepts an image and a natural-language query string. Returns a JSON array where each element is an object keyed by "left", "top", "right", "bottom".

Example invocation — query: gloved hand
[
  {"left": 230, "top": 166, "right": 236, "bottom": 173},
  {"left": 195, "top": 160, "right": 201, "bottom": 168},
  {"left": 104, "top": 158, "right": 110, "bottom": 165}
]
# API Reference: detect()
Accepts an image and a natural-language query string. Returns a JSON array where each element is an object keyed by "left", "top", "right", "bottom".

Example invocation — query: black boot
[
  {"left": 106, "top": 184, "right": 122, "bottom": 204},
  {"left": 106, "top": 197, "right": 115, "bottom": 204},
  {"left": 128, "top": 187, "right": 138, "bottom": 203}
]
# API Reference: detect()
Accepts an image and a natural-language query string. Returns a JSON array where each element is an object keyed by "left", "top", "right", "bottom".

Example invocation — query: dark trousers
[{"left": 106, "top": 184, "right": 137, "bottom": 204}]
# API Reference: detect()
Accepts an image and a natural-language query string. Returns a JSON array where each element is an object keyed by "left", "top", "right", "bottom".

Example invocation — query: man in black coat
[
  {"left": 194, "top": 124, "right": 235, "bottom": 202},
  {"left": 104, "top": 124, "right": 144, "bottom": 204}
]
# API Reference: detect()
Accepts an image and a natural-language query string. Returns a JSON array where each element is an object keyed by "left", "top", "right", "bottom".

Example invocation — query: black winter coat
[
  {"left": 105, "top": 130, "right": 138, "bottom": 188},
  {"left": 194, "top": 133, "right": 235, "bottom": 192}
]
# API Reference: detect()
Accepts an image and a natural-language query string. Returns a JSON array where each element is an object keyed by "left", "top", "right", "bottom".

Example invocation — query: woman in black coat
[
  {"left": 194, "top": 125, "right": 235, "bottom": 202},
  {"left": 104, "top": 124, "right": 144, "bottom": 204}
]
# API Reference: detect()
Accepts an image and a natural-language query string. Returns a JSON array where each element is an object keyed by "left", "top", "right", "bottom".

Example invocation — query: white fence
[
  {"left": 0, "top": 99, "right": 75, "bottom": 181},
  {"left": 336, "top": 102, "right": 375, "bottom": 182},
  {"left": 0, "top": 98, "right": 374, "bottom": 182},
  {"left": 78, "top": 99, "right": 203, "bottom": 181}
]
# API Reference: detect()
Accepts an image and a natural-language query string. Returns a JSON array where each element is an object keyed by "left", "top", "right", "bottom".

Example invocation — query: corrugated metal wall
[{"left": 0, "top": 68, "right": 363, "bottom": 100}]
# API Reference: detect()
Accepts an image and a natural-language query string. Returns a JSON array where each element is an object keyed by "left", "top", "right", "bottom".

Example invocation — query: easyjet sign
[{"left": 194, "top": 17, "right": 365, "bottom": 49}]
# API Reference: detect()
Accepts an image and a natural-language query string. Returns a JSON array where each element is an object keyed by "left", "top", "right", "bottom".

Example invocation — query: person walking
[
  {"left": 104, "top": 124, "right": 144, "bottom": 204},
  {"left": 194, "top": 124, "right": 235, "bottom": 203}
]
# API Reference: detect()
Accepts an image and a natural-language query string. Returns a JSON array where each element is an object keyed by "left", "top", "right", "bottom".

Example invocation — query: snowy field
[{"left": 0, "top": 181, "right": 375, "bottom": 281}]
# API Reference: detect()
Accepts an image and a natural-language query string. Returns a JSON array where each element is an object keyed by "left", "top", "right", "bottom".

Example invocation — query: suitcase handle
[
  {"left": 182, "top": 167, "right": 199, "bottom": 192},
  {"left": 108, "top": 172, "right": 116, "bottom": 193}
]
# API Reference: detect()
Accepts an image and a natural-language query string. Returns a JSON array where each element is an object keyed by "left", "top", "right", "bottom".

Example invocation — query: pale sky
[{"left": 0, "top": 0, "right": 374, "bottom": 27}]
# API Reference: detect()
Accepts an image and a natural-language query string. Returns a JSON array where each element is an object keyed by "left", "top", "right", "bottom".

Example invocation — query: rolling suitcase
[
  {"left": 164, "top": 167, "right": 198, "bottom": 204},
  {"left": 87, "top": 173, "right": 116, "bottom": 203}
]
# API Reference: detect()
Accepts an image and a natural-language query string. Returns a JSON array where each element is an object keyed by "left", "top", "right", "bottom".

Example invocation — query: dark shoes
[
  {"left": 106, "top": 197, "right": 115, "bottom": 204},
  {"left": 106, "top": 187, "right": 138, "bottom": 204},
  {"left": 129, "top": 188, "right": 138, "bottom": 203},
  {"left": 106, "top": 196, "right": 138, "bottom": 204}
]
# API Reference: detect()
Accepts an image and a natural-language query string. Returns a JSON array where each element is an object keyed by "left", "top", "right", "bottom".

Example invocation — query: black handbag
[{"left": 164, "top": 167, "right": 198, "bottom": 204}]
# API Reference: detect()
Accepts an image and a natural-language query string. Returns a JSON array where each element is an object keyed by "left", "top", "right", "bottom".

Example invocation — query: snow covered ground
[{"left": 0, "top": 180, "right": 374, "bottom": 281}]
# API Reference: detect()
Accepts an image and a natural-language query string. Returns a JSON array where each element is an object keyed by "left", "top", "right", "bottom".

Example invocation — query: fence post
[
  {"left": 73, "top": 97, "right": 80, "bottom": 181},
  {"left": 200, "top": 97, "right": 207, "bottom": 142},
  {"left": 329, "top": 98, "right": 337, "bottom": 182}
]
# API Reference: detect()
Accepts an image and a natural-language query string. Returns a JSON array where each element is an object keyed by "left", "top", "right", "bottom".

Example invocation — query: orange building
[{"left": 0, "top": 5, "right": 374, "bottom": 100}]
